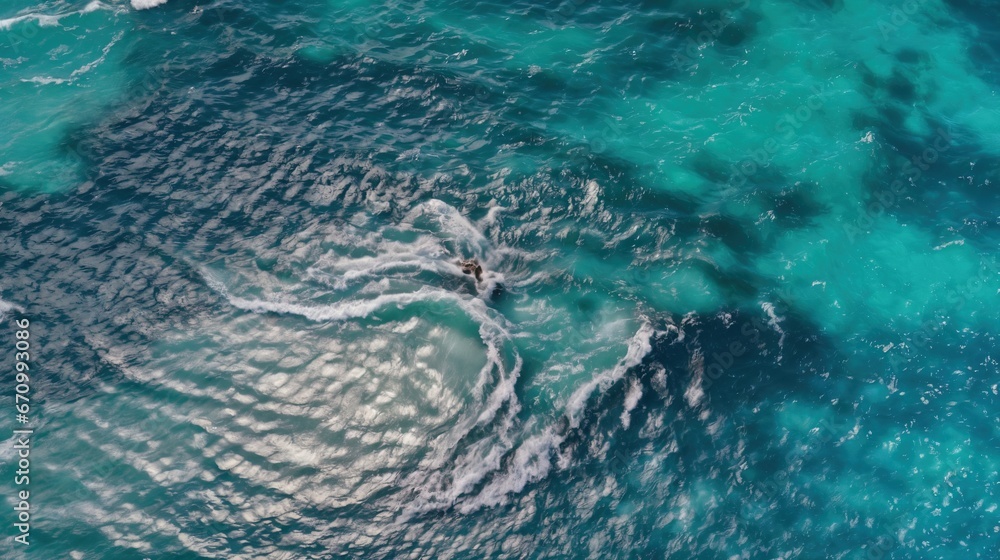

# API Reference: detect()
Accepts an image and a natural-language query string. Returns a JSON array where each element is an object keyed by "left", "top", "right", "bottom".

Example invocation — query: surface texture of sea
[{"left": 1, "top": 0, "right": 999, "bottom": 558}]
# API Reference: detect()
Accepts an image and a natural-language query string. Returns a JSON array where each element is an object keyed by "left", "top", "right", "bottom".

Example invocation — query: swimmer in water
[{"left": 458, "top": 258, "right": 483, "bottom": 282}]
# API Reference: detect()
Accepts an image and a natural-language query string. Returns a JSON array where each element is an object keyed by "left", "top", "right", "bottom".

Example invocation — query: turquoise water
[{"left": 1, "top": 0, "right": 999, "bottom": 557}]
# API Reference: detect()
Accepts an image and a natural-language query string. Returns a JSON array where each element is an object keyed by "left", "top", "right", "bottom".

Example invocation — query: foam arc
[{"left": 399, "top": 322, "right": 658, "bottom": 517}]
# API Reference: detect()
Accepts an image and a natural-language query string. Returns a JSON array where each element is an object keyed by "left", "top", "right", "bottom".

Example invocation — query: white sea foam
[
  {"left": 21, "top": 77, "right": 69, "bottom": 85},
  {"left": 471, "top": 324, "right": 656, "bottom": 509},
  {"left": 479, "top": 205, "right": 507, "bottom": 228},
  {"left": 406, "top": 199, "right": 493, "bottom": 260},
  {"left": 0, "top": 299, "right": 22, "bottom": 321},
  {"left": 457, "top": 429, "right": 562, "bottom": 513},
  {"left": 208, "top": 275, "right": 448, "bottom": 323},
  {"left": 204, "top": 205, "right": 660, "bottom": 520},
  {"left": 621, "top": 377, "right": 643, "bottom": 429},
  {"left": 204, "top": 197, "right": 527, "bottom": 443},
  {"left": 305, "top": 200, "right": 523, "bottom": 301},
  {"left": 565, "top": 322, "right": 656, "bottom": 428},
  {"left": 207, "top": 266, "right": 527, "bottom": 499},
  {"left": 131, "top": 0, "right": 169, "bottom": 9},
  {"left": 581, "top": 180, "right": 601, "bottom": 216},
  {"left": 684, "top": 349, "right": 705, "bottom": 408},
  {"left": 71, "top": 30, "right": 124, "bottom": 78},
  {"left": 761, "top": 301, "right": 786, "bottom": 360},
  {"left": 310, "top": 251, "right": 457, "bottom": 291},
  {"left": 401, "top": 322, "right": 657, "bottom": 517},
  {"left": 20, "top": 28, "right": 122, "bottom": 87},
  {"left": 0, "top": 13, "right": 59, "bottom": 30},
  {"left": 0, "top": 2, "right": 108, "bottom": 30}
]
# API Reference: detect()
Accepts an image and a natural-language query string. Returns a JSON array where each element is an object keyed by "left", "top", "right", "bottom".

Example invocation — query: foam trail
[
  {"left": 0, "top": 2, "right": 107, "bottom": 30},
  {"left": 406, "top": 200, "right": 493, "bottom": 263},
  {"left": 565, "top": 322, "right": 656, "bottom": 428},
  {"left": 409, "top": 200, "right": 489, "bottom": 243},
  {"left": 71, "top": 30, "right": 124, "bottom": 79},
  {"left": 462, "top": 323, "right": 656, "bottom": 511},
  {"left": 0, "top": 13, "right": 62, "bottom": 29},
  {"left": 307, "top": 200, "right": 519, "bottom": 299},
  {"left": 456, "top": 429, "right": 562, "bottom": 513},
  {"left": 390, "top": 301, "right": 525, "bottom": 514},
  {"left": 402, "top": 322, "right": 657, "bottom": 517},
  {"left": 207, "top": 268, "right": 535, "bottom": 521},
  {"left": 207, "top": 269, "right": 525, "bottom": 474},
  {"left": 21, "top": 77, "right": 70, "bottom": 85},
  {"left": 309, "top": 253, "right": 458, "bottom": 290},
  {"left": 207, "top": 274, "right": 450, "bottom": 322}
]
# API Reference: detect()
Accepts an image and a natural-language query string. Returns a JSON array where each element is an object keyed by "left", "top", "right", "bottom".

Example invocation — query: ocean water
[{"left": 1, "top": 0, "right": 999, "bottom": 558}]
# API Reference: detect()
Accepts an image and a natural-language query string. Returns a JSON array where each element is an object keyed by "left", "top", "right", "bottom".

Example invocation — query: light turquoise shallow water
[{"left": 1, "top": 0, "right": 999, "bottom": 558}]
